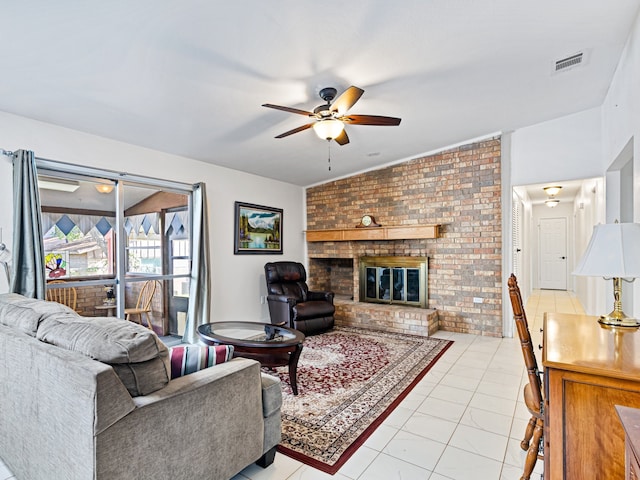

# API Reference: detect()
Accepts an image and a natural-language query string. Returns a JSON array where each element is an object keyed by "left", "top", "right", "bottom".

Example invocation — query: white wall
[
  {"left": 0, "top": 111, "right": 305, "bottom": 323},
  {"left": 601, "top": 9, "right": 640, "bottom": 319},
  {"left": 511, "top": 107, "right": 603, "bottom": 186},
  {"left": 573, "top": 178, "right": 606, "bottom": 316}
]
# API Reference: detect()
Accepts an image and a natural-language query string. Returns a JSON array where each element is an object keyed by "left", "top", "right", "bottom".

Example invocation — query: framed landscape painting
[{"left": 234, "top": 202, "right": 283, "bottom": 254}]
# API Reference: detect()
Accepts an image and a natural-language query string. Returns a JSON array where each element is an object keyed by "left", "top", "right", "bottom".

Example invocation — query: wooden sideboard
[
  {"left": 616, "top": 405, "right": 640, "bottom": 479},
  {"left": 543, "top": 313, "right": 640, "bottom": 479}
]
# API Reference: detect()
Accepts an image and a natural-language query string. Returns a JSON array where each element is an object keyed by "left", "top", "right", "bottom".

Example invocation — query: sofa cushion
[
  {"left": 36, "top": 315, "right": 170, "bottom": 396},
  {"left": 169, "top": 345, "right": 235, "bottom": 379},
  {"left": 111, "top": 355, "right": 171, "bottom": 396},
  {"left": 0, "top": 293, "right": 78, "bottom": 336},
  {"left": 37, "top": 315, "right": 166, "bottom": 363}
]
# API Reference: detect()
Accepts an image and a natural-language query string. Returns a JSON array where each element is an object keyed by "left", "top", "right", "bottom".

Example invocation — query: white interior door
[{"left": 539, "top": 217, "right": 567, "bottom": 290}]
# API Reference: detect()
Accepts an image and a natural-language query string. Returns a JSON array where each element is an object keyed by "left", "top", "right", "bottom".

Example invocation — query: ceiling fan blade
[
  {"left": 330, "top": 86, "right": 364, "bottom": 114},
  {"left": 334, "top": 129, "right": 350, "bottom": 146},
  {"left": 274, "top": 122, "right": 314, "bottom": 138},
  {"left": 262, "top": 104, "right": 315, "bottom": 117},
  {"left": 340, "top": 114, "right": 402, "bottom": 126}
]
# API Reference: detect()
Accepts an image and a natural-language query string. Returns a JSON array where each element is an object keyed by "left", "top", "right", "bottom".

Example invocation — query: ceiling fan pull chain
[{"left": 327, "top": 139, "right": 331, "bottom": 171}]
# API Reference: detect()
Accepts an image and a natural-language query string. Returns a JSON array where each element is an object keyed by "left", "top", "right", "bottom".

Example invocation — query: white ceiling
[{"left": 2, "top": 1, "right": 639, "bottom": 187}]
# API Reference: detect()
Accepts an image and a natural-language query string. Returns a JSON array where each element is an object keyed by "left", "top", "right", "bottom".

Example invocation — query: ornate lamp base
[
  {"left": 598, "top": 314, "right": 640, "bottom": 328},
  {"left": 598, "top": 277, "right": 640, "bottom": 327}
]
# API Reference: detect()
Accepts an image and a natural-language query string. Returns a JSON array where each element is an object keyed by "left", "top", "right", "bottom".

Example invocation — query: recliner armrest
[
  {"left": 266, "top": 294, "right": 297, "bottom": 305},
  {"left": 307, "top": 291, "right": 335, "bottom": 304}
]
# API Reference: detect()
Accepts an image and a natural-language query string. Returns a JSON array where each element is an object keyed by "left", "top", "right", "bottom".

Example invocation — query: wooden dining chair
[
  {"left": 46, "top": 280, "right": 78, "bottom": 311},
  {"left": 125, "top": 280, "right": 160, "bottom": 331},
  {"left": 508, "top": 274, "right": 544, "bottom": 480}
]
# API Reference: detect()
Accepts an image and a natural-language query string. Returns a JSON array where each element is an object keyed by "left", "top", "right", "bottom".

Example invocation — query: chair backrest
[
  {"left": 46, "top": 280, "right": 77, "bottom": 311},
  {"left": 135, "top": 280, "right": 159, "bottom": 310},
  {"left": 264, "top": 262, "right": 309, "bottom": 301},
  {"left": 508, "top": 274, "right": 543, "bottom": 408}
]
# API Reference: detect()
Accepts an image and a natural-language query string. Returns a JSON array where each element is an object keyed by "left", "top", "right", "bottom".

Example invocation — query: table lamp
[{"left": 573, "top": 222, "right": 640, "bottom": 327}]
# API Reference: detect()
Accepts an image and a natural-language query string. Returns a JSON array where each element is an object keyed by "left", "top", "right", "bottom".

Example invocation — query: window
[
  {"left": 126, "top": 213, "right": 162, "bottom": 274},
  {"left": 43, "top": 213, "right": 115, "bottom": 278},
  {"left": 38, "top": 169, "right": 193, "bottom": 335}
]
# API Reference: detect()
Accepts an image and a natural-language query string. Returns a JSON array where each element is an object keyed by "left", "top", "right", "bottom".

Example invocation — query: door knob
[{"left": 561, "top": 256, "right": 566, "bottom": 259}]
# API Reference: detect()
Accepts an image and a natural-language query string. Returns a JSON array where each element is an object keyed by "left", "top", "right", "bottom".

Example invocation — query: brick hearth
[{"left": 334, "top": 296, "right": 439, "bottom": 336}]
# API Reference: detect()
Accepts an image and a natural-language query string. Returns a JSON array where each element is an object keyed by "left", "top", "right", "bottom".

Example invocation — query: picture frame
[{"left": 234, "top": 201, "right": 283, "bottom": 254}]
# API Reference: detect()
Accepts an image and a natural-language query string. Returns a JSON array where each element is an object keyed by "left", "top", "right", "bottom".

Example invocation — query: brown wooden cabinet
[
  {"left": 542, "top": 313, "right": 640, "bottom": 479},
  {"left": 616, "top": 405, "right": 640, "bottom": 480}
]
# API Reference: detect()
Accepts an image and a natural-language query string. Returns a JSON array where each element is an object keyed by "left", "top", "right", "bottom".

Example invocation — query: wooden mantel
[{"left": 305, "top": 224, "right": 440, "bottom": 242}]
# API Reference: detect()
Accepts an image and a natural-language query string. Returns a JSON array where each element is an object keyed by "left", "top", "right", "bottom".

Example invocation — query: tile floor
[{"left": 0, "top": 289, "right": 585, "bottom": 480}]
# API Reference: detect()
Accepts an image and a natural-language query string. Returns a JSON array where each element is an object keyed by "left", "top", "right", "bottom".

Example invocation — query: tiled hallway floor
[{"left": 0, "top": 290, "right": 585, "bottom": 480}]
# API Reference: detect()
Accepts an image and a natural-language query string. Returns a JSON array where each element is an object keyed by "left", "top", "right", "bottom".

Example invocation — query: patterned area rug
[{"left": 268, "top": 326, "right": 453, "bottom": 474}]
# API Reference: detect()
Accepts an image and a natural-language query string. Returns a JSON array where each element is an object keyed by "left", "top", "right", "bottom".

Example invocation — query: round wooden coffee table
[{"left": 197, "top": 321, "right": 305, "bottom": 395}]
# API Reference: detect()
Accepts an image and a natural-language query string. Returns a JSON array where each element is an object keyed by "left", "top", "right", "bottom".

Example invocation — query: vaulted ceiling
[{"left": 2, "top": 1, "right": 639, "bottom": 186}]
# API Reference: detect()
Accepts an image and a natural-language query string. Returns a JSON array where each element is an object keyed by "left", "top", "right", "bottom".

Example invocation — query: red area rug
[{"left": 269, "top": 326, "right": 453, "bottom": 474}]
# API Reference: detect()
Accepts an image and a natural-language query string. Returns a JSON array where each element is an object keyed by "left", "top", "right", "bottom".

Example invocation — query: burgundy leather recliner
[{"left": 264, "top": 261, "right": 335, "bottom": 335}]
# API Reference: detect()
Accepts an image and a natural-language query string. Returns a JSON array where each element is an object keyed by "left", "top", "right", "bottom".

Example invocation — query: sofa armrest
[
  {"left": 97, "top": 358, "right": 270, "bottom": 480},
  {"left": 308, "top": 290, "right": 335, "bottom": 303},
  {"left": 132, "top": 357, "right": 261, "bottom": 407},
  {"left": 260, "top": 373, "right": 282, "bottom": 418}
]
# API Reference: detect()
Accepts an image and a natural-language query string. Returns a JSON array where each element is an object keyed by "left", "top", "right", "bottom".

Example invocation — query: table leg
[{"left": 289, "top": 343, "right": 303, "bottom": 395}]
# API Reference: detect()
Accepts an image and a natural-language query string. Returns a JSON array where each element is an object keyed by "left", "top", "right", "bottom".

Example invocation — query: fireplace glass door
[{"left": 360, "top": 257, "right": 427, "bottom": 308}]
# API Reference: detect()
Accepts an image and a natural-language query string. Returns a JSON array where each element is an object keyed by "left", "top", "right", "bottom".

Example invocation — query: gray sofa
[{"left": 0, "top": 293, "right": 282, "bottom": 480}]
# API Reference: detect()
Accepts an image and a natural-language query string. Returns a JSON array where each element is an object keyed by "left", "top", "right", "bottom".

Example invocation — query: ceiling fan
[{"left": 262, "top": 86, "right": 401, "bottom": 145}]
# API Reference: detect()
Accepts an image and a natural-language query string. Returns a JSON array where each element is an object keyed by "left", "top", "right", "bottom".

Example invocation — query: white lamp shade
[
  {"left": 573, "top": 223, "right": 640, "bottom": 278},
  {"left": 313, "top": 119, "right": 345, "bottom": 140}
]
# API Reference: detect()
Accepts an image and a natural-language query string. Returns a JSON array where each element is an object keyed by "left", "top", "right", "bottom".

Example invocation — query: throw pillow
[{"left": 169, "top": 345, "right": 234, "bottom": 379}]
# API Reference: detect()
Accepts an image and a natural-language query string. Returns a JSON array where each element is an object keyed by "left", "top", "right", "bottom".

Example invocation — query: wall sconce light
[
  {"left": 0, "top": 242, "right": 11, "bottom": 285},
  {"left": 95, "top": 184, "right": 114, "bottom": 194},
  {"left": 573, "top": 222, "right": 640, "bottom": 327}
]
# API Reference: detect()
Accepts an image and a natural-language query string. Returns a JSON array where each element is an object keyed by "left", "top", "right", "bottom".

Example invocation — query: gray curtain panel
[
  {"left": 182, "top": 182, "right": 211, "bottom": 344},
  {"left": 12, "top": 150, "right": 46, "bottom": 299}
]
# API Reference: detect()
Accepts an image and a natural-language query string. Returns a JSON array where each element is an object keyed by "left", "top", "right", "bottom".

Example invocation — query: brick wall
[{"left": 306, "top": 137, "right": 502, "bottom": 337}]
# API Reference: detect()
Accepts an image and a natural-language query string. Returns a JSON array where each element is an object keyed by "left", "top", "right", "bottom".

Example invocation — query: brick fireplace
[
  {"left": 305, "top": 137, "right": 503, "bottom": 337},
  {"left": 308, "top": 248, "right": 439, "bottom": 336}
]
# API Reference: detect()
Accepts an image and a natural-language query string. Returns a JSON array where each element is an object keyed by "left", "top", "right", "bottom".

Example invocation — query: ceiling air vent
[{"left": 555, "top": 53, "right": 583, "bottom": 72}]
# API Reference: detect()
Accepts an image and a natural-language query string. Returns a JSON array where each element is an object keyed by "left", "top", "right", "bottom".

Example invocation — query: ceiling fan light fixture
[{"left": 313, "top": 118, "right": 345, "bottom": 140}]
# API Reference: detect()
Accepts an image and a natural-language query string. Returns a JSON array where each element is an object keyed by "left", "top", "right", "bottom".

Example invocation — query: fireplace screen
[{"left": 359, "top": 256, "right": 427, "bottom": 308}]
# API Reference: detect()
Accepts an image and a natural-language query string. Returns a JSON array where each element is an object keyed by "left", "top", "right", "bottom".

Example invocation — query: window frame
[{"left": 36, "top": 160, "right": 195, "bottom": 321}]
